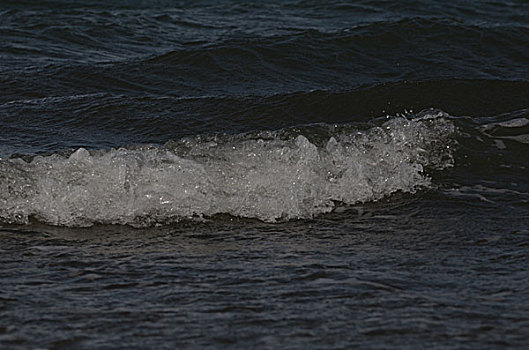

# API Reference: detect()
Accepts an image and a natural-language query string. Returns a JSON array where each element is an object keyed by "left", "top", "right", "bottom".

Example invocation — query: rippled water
[{"left": 1, "top": 0, "right": 529, "bottom": 348}]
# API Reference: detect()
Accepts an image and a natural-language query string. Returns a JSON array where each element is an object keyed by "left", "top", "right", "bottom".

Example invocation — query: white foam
[{"left": 0, "top": 114, "right": 456, "bottom": 227}]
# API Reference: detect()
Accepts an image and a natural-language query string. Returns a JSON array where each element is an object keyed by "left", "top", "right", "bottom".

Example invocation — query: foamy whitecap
[{"left": 0, "top": 112, "right": 456, "bottom": 227}]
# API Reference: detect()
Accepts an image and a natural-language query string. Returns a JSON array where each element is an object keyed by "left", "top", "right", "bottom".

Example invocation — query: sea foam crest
[{"left": 0, "top": 113, "right": 456, "bottom": 226}]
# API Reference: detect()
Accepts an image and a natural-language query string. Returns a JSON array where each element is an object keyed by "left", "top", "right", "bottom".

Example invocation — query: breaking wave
[{"left": 0, "top": 111, "right": 456, "bottom": 227}]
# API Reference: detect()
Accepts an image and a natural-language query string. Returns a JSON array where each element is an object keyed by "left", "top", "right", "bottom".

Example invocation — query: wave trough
[{"left": 0, "top": 111, "right": 456, "bottom": 227}]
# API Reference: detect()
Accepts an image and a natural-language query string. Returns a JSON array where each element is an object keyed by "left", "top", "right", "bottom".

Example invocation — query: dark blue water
[{"left": 1, "top": 0, "right": 529, "bottom": 348}]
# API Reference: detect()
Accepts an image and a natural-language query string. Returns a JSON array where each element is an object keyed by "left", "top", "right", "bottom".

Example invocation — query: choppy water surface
[{"left": 1, "top": 0, "right": 529, "bottom": 348}]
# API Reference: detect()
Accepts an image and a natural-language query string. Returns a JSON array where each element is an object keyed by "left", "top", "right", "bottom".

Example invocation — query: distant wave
[
  {"left": 1, "top": 79, "right": 528, "bottom": 161},
  {"left": 0, "top": 111, "right": 456, "bottom": 227}
]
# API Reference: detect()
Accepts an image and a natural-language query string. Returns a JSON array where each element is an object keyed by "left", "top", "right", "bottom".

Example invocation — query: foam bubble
[{"left": 0, "top": 113, "right": 456, "bottom": 226}]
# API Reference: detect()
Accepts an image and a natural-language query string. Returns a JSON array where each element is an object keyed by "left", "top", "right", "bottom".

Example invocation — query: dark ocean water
[{"left": 1, "top": 0, "right": 529, "bottom": 348}]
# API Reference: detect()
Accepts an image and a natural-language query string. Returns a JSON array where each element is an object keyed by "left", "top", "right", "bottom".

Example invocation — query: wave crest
[{"left": 0, "top": 112, "right": 456, "bottom": 226}]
